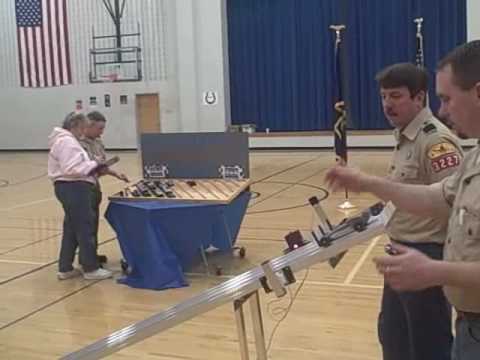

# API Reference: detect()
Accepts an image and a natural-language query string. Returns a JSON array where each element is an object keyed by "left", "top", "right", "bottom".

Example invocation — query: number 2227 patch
[{"left": 431, "top": 153, "right": 460, "bottom": 172}]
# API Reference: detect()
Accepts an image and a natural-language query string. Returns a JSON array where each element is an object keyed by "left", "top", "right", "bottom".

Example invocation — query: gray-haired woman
[{"left": 48, "top": 112, "right": 112, "bottom": 280}]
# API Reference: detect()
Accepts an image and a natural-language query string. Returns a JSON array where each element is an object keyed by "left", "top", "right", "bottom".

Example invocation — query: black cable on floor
[{"left": 246, "top": 181, "right": 329, "bottom": 215}]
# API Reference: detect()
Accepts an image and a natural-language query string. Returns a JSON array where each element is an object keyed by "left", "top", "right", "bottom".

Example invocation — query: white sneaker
[
  {"left": 83, "top": 268, "right": 113, "bottom": 280},
  {"left": 57, "top": 268, "right": 82, "bottom": 280}
]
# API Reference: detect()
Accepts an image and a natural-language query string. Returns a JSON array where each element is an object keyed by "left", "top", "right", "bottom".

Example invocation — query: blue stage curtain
[
  {"left": 347, "top": 0, "right": 466, "bottom": 129},
  {"left": 227, "top": 0, "right": 341, "bottom": 131},
  {"left": 227, "top": 0, "right": 466, "bottom": 131}
]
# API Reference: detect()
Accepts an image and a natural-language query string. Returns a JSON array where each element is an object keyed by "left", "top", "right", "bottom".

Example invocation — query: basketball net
[{"left": 102, "top": 72, "right": 118, "bottom": 82}]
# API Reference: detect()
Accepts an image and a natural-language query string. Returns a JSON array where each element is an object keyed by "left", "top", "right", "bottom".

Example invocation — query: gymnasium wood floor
[{"left": 0, "top": 149, "right": 393, "bottom": 359}]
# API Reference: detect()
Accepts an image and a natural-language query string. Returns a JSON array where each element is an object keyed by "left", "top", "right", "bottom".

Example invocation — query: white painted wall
[
  {"left": 467, "top": 0, "right": 480, "bottom": 40},
  {"left": 0, "top": 0, "right": 479, "bottom": 149},
  {"left": 0, "top": 0, "right": 229, "bottom": 149},
  {"left": 166, "top": 0, "right": 230, "bottom": 134}
]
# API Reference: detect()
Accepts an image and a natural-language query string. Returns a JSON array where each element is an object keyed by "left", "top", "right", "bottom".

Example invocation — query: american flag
[{"left": 15, "top": 0, "right": 72, "bottom": 87}]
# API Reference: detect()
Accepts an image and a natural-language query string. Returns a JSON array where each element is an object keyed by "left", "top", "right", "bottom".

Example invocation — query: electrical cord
[{"left": 264, "top": 268, "right": 310, "bottom": 356}]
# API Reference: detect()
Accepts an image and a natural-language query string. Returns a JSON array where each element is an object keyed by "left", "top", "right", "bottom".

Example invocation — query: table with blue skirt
[{"left": 105, "top": 191, "right": 251, "bottom": 290}]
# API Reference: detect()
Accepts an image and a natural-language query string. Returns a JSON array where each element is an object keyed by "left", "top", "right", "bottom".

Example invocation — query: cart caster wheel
[
  {"left": 120, "top": 259, "right": 129, "bottom": 274},
  {"left": 239, "top": 247, "right": 246, "bottom": 258},
  {"left": 215, "top": 266, "right": 223, "bottom": 276}
]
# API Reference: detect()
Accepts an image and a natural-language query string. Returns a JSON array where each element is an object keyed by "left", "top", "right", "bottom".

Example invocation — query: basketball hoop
[{"left": 101, "top": 73, "right": 118, "bottom": 82}]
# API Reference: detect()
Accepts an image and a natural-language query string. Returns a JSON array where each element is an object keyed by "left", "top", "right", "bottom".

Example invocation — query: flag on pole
[
  {"left": 332, "top": 30, "right": 347, "bottom": 165},
  {"left": 15, "top": 0, "right": 72, "bottom": 88},
  {"left": 331, "top": 25, "right": 355, "bottom": 210}
]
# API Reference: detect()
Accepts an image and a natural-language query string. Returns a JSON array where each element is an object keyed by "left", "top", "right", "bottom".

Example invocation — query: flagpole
[
  {"left": 414, "top": 17, "right": 424, "bottom": 67},
  {"left": 330, "top": 24, "right": 356, "bottom": 211},
  {"left": 414, "top": 17, "right": 428, "bottom": 107}
]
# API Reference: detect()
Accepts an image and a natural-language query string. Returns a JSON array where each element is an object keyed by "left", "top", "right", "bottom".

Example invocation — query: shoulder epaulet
[{"left": 422, "top": 122, "right": 437, "bottom": 135}]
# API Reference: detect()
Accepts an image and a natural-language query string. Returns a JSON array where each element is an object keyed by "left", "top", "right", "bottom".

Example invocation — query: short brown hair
[
  {"left": 87, "top": 111, "right": 107, "bottom": 123},
  {"left": 437, "top": 40, "right": 480, "bottom": 90},
  {"left": 375, "top": 62, "right": 428, "bottom": 97}
]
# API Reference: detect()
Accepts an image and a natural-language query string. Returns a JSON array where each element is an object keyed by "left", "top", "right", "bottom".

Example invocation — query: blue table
[{"left": 105, "top": 191, "right": 251, "bottom": 290}]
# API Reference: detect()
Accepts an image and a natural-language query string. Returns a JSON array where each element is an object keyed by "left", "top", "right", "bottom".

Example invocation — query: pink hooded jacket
[{"left": 48, "top": 127, "right": 98, "bottom": 184}]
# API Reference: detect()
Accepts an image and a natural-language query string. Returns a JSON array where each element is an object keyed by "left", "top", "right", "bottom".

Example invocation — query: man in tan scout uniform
[
  {"left": 81, "top": 111, "right": 129, "bottom": 264},
  {"left": 374, "top": 63, "right": 462, "bottom": 360},
  {"left": 326, "top": 40, "right": 480, "bottom": 360}
]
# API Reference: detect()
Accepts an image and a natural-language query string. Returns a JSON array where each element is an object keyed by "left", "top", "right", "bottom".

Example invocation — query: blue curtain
[
  {"left": 227, "top": 0, "right": 466, "bottom": 131},
  {"left": 227, "top": 0, "right": 341, "bottom": 131},
  {"left": 347, "top": 0, "right": 466, "bottom": 129}
]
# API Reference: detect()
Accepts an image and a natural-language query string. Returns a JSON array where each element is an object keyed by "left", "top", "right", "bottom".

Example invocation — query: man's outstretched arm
[{"left": 325, "top": 165, "right": 449, "bottom": 218}]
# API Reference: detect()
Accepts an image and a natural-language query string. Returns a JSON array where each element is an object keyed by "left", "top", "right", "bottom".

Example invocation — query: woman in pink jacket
[{"left": 48, "top": 112, "right": 112, "bottom": 280}]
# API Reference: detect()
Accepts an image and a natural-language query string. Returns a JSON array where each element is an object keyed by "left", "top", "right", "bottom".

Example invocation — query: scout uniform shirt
[
  {"left": 387, "top": 107, "right": 463, "bottom": 244},
  {"left": 441, "top": 146, "right": 480, "bottom": 312},
  {"left": 80, "top": 137, "right": 107, "bottom": 163},
  {"left": 79, "top": 137, "right": 106, "bottom": 187}
]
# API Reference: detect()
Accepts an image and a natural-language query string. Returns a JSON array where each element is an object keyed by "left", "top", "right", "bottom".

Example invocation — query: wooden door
[{"left": 135, "top": 93, "right": 160, "bottom": 134}]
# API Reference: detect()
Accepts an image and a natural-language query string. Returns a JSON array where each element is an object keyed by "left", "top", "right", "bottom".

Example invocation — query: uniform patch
[
  {"left": 423, "top": 123, "right": 437, "bottom": 134},
  {"left": 428, "top": 142, "right": 460, "bottom": 172},
  {"left": 431, "top": 153, "right": 460, "bottom": 172},
  {"left": 431, "top": 154, "right": 460, "bottom": 172},
  {"left": 427, "top": 142, "right": 457, "bottom": 159}
]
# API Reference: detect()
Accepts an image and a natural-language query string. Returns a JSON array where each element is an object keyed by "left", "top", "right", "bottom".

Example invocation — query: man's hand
[
  {"left": 373, "top": 243, "right": 439, "bottom": 291},
  {"left": 324, "top": 165, "right": 372, "bottom": 193},
  {"left": 115, "top": 172, "right": 129, "bottom": 183},
  {"left": 97, "top": 167, "right": 109, "bottom": 176},
  {"left": 104, "top": 168, "right": 129, "bottom": 182}
]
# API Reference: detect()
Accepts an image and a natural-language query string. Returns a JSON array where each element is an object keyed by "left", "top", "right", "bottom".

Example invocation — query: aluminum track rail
[{"left": 62, "top": 204, "right": 393, "bottom": 359}]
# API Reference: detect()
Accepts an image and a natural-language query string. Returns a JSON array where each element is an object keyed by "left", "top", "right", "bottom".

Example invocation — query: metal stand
[
  {"left": 199, "top": 244, "right": 211, "bottom": 276},
  {"left": 336, "top": 187, "right": 357, "bottom": 212},
  {"left": 234, "top": 291, "right": 267, "bottom": 360}
]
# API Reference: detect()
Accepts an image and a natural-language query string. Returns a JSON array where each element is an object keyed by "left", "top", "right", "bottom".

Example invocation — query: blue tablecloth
[{"left": 105, "top": 191, "right": 251, "bottom": 290}]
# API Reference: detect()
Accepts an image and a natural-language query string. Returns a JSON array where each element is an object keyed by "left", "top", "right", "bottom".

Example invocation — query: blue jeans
[{"left": 452, "top": 316, "right": 480, "bottom": 360}]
